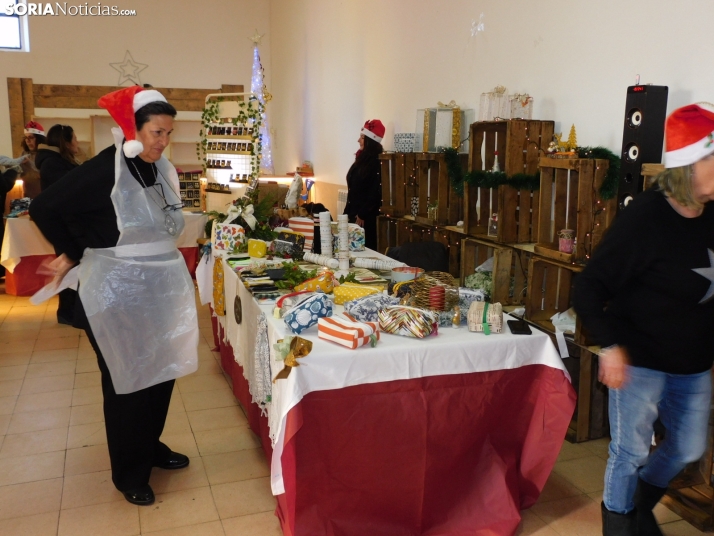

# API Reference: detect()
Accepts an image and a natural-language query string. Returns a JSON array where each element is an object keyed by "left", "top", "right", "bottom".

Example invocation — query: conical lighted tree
[{"left": 250, "top": 32, "right": 274, "bottom": 175}]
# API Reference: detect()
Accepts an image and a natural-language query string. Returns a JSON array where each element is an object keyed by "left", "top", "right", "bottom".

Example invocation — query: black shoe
[
  {"left": 633, "top": 478, "right": 667, "bottom": 536},
  {"left": 154, "top": 451, "right": 190, "bottom": 470},
  {"left": 123, "top": 485, "right": 155, "bottom": 506},
  {"left": 57, "top": 315, "right": 73, "bottom": 325},
  {"left": 602, "top": 502, "right": 637, "bottom": 536}
]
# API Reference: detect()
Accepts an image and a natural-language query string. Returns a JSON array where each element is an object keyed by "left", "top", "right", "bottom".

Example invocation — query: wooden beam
[
  {"left": 21, "top": 78, "right": 34, "bottom": 125},
  {"left": 7, "top": 78, "right": 25, "bottom": 157},
  {"left": 31, "top": 83, "right": 244, "bottom": 111}
]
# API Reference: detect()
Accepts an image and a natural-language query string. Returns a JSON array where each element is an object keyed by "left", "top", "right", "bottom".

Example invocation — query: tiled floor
[{"left": 0, "top": 282, "right": 706, "bottom": 535}]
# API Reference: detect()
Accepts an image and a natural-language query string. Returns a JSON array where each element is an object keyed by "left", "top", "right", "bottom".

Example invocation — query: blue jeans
[{"left": 604, "top": 365, "right": 712, "bottom": 514}]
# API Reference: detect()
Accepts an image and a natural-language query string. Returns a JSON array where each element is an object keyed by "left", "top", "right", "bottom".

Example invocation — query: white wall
[
  {"left": 269, "top": 0, "right": 714, "bottom": 187},
  {"left": 0, "top": 0, "right": 271, "bottom": 155}
]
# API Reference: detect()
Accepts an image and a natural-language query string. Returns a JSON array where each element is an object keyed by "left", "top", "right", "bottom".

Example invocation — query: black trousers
[{"left": 85, "top": 328, "right": 174, "bottom": 491}]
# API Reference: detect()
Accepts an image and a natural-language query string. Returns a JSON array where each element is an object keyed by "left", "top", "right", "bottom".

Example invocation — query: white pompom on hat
[
  {"left": 664, "top": 104, "right": 714, "bottom": 168},
  {"left": 97, "top": 86, "right": 168, "bottom": 158}
]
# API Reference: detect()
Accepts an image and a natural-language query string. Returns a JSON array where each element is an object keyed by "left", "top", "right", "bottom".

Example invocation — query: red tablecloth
[{"left": 213, "top": 316, "right": 576, "bottom": 536}]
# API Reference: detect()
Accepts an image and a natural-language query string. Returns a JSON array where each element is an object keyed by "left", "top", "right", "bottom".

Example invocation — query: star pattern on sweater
[{"left": 693, "top": 248, "right": 714, "bottom": 303}]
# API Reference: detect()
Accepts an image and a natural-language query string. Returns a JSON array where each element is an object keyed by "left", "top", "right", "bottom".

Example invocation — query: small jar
[{"left": 558, "top": 229, "right": 575, "bottom": 254}]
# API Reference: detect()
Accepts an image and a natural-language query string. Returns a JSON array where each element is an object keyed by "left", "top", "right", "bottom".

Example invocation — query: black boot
[
  {"left": 602, "top": 502, "right": 637, "bottom": 536},
  {"left": 633, "top": 478, "right": 667, "bottom": 536}
]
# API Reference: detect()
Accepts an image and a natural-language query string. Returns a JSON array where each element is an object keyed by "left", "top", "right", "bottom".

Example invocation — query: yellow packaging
[
  {"left": 248, "top": 239, "right": 268, "bottom": 258},
  {"left": 294, "top": 271, "right": 334, "bottom": 293},
  {"left": 333, "top": 282, "right": 380, "bottom": 305}
]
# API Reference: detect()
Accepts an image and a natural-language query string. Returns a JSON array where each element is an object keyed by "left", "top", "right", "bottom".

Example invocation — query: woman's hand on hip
[
  {"left": 598, "top": 346, "right": 629, "bottom": 389},
  {"left": 356, "top": 216, "right": 365, "bottom": 227}
]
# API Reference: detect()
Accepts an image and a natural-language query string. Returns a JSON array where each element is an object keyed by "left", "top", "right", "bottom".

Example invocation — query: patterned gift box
[
  {"left": 344, "top": 294, "right": 400, "bottom": 323},
  {"left": 288, "top": 217, "right": 314, "bottom": 251},
  {"left": 479, "top": 86, "right": 510, "bottom": 121},
  {"left": 393, "top": 133, "right": 416, "bottom": 153},
  {"left": 213, "top": 222, "right": 246, "bottom": 252},
  {"left": 284, "top": 293, "right": 333, "bottom": 334},
  {"left": 459, "top": 288, "right": 487, "bottom": 312},
  {"left": 318, "top": 314, "right": 380, "bottom": 349}
]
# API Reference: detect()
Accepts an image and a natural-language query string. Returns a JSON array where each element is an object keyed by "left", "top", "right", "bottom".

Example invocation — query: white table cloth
[{"left": 213, "top": 253, "right": 570, "bottom": 495}]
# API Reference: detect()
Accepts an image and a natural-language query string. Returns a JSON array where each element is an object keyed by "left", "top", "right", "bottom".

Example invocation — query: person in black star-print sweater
[{"left": 574, "top": 104, "right": 714, "bottom": 536}]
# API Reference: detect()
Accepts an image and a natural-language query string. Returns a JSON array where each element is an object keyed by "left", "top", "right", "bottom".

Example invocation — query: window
[{"left": 0, "top": 0, "right": 28, "bottom": 51}]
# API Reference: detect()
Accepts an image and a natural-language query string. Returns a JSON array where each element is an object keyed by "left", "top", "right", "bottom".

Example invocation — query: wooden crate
[
  {"left": 560, "top": 344, "right": 609, "bottom": 443},
  {"left": 376, "top": 216, "right": 398, "bottom": 254},
  {"left": 395, "top": 218, "right": 414, "bottom": 245},
  {"left": 535, "top": 158, "right": 617, "bottom": 264},
  {"left": 411, "top": 223, "right": 434, "bottom": 243},
  {"left": 415, "top": 153, "right": 465, "bottom": 226},
  {"left": 663, "top": 407, "right": 714, "bottom": 531},
  {"left": 641, "top": 162, "right": 664, "bottom": 191},
  {"left": 464, "top": 120, "right": 554, "bottom": 242},
  {"left": 460, "top": 239, "right": 531, "bottom": 305},
  {"left": 433, "top": 227, "right": 465, "bottom": 278},
  {"left": 379, "top": 152, "right": 419, "bottom": 217},
  {"left": 524, "top": 256, "right": 592, "bottom": 346}
]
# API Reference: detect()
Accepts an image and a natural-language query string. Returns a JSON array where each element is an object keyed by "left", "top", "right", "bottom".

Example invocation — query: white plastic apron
[{"left": 77, "top": 127, "right": 199, "bottom": 394}]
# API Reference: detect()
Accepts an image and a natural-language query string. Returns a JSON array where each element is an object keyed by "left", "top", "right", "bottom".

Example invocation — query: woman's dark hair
[
  {"left": 355, "top": 135, "right": 383, "bottom": 164},
  {"left": 135, "top": 101, "right": 177, "bottom": 131},
  {"left": 21, "top": 134, "right": 46, "bottom": 153},
  {"left": 46, "top": 124, "right": 78, "bottom": 164}
]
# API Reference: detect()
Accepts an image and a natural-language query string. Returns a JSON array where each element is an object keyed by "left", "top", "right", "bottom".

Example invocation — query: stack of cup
[
  {"left": 319, "top": 212, "right": 332, "bottom": 256},
  {"left": 337, "top": 214, "right": 350, "bottom": 271}
]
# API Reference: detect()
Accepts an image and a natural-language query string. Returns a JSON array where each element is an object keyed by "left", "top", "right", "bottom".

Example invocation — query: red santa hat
[
  {"left": 24, "top": 121, "right": 45, "bottom": 137},
  {"left": 664, "top": 104, "right": 714, "bottom": 168},
  {"left": 361, "top": 119, "right": 385, "bottom": 143},
  {"left": 97, "top": 86, "right": 168, "bottom": 158}
]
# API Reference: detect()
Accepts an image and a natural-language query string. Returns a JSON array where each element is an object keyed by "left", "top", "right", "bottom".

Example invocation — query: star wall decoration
[
  {"left": 693, "top": 248, "right": 714, "bottom": 303},
  {"left": 110, "top": 51, "right": 148, "bottom": 86},
  {"left": 249, "top": 30, "right": 264, "bottom": 45}
]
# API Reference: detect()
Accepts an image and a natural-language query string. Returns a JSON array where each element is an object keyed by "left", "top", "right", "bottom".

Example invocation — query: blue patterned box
[{"left": 284, "top": 294, "right": 333, "bottom": 334}]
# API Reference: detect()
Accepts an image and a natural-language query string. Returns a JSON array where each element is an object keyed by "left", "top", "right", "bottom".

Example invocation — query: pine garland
[
  {"left": 576, "top": 146, "right": 620, "bottom": 201},
  {"left": 442, "top": 147, "right": 539, "bottom": 197}
]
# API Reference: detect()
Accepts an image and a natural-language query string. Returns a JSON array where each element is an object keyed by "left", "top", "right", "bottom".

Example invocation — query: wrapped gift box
[
  {"left": 413, "top": 107, "right": 474, "bottom": 154},
  {"left": 393, "top": 133, "right": 416, "bottom": 153},
  {"left": 509, "top": 94, "right": 534, "bottom": 120},
  {"left": 479, "top": 86, "right": 510, "bottom": 121}
]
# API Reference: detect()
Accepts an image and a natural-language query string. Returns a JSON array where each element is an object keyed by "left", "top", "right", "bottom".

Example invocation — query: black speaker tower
[{"left": 617, "top": 84, "right": 668, "bottom": 209}]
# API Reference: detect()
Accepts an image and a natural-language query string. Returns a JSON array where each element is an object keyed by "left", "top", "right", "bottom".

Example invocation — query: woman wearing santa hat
[
  {"left": 574, "top": 104, "right": 714, "bottom": 536},
  {"left": 30, "top": 87, "right": 199, "bottom": 506},
  {"left": 19, "top": 120, "right": 46, "bottom": 199},
  {"left": 344, "top": 119, "right": 384, "bottom": 250}
]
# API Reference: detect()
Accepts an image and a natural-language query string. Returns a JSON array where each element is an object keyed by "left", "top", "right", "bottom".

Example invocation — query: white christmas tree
[{"left": 250, "top": 33, "right": 274, "bottom": 175}]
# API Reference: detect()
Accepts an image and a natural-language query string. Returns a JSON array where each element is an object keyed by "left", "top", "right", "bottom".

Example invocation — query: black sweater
[
  {"left": 573, "top": 188, "right": 714, "bottom": 374},
  {"left": 30, "top": 145, "right": 157, "bottom": 263},
  {"left": 343, "top": 157, "right": 381, "bottom": 220},
  {"left": 35, "top": 146, "right": 78, "bottom": 191}
]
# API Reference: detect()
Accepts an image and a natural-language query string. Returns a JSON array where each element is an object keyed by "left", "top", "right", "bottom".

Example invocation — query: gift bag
[
  {"left": 318, "top": 314, "right": 380, "bottom": 349},
  {"left": 378, "top": 306, "right": 438, "bottom": 338},
  {"left": 332, "top": 282, "right": 380, "bottom": 305},
  {"left": 284, "top": 293, "right": 333, "bottom": 334},
  {"left": 344, "top": 294, "right": 400, "bottom": 322},
  {"left": 467, "top": 301, "right": 503, "bottom": 334},
  {"left": 288, "top": 217, "right": 315, "bottom": 251},
  {"left": 212, "top": 221, "right": 246, "bottom": 252}
]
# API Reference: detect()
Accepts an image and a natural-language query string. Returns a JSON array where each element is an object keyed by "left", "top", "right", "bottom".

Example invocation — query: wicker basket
[
  {"left": 467, "top": 301, "right": 503, "bottom": 334},
  {"left": 409, "top": 272, "right": 459, "bottom": 312}
]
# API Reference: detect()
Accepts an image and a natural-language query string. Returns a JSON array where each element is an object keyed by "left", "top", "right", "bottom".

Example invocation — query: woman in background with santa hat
[
  {"left": 574, "top": 104, "right": 714, "bottom": 536},
  {"left": 344, "top": 119, "right": 384, "bottom": 250},
  {"left": 29, "top": 86, "right": 199, "bottom": 507},
  {"left": 19, "top": 120, "right": 45, "bottom": 199}
]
